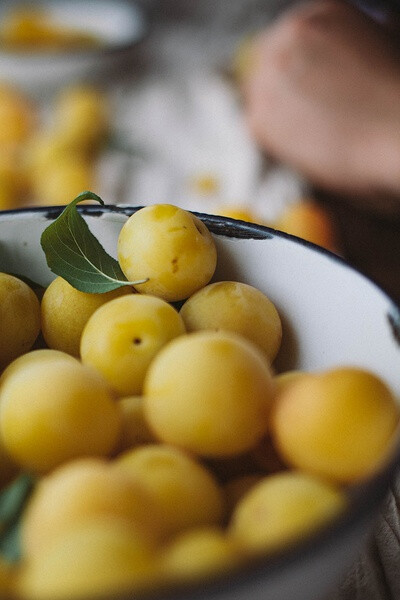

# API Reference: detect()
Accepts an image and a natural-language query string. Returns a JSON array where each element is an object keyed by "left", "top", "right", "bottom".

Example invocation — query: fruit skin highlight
[
  {"left": 80, "top": 294, "right": 186, "bottom": 396},
  {"left": 144, "top": 330, "right": 274, "bottom": 458},
  {"left": 180, "top": 281, "right": 282, "bottom": 362},
  {"left": 271, "top": 367, "right": 399, "bottom": 483},
  {"left": 117, "top": 204, "right": 217, "bottom": 302}
]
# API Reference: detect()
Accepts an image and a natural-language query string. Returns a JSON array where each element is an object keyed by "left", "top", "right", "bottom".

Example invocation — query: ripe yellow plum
[
  {"left": 21, "top": 458, "right": 162, "bottom": 559},
  {"left": 117, "top": 204, "right": 217, "bottom": 302},
  {"left": 80, "top": 294, "right": 186, "bottom": 396},
  {"left": 0, "top": 273, "right": 41, "bottom": 369},
  {"left": 0, "top": 359, "right": 120, "bottom": 473},
  {"left": 41, "top": 276, "right": 132, "bottom": 357},
  {"left": 144, "top": 331, "right": 274, "bottom": 457},
  {"left": 162, "top": 527, "right": 243, "bottom": 584},
  {"left": 230, "top": 471, "right": 346, "bottom": 554},
  {"left": 18, "top": 517, "right": 160, "bottom": 600},
  {"left": 115, "top": 396, "right": 156, "bottom": 453},
  {"left": 272, "top": 368, "right": 400, "bottom": 483},
  {"left": 115, "top": 444, "right": 225, "bottom": 538},
  {"left": 180, "top": 281, "right": 282, "bottom": 362}
]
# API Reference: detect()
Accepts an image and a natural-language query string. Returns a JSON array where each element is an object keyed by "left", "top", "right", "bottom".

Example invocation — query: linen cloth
[{"left": 331, "top": 477, "right": 400, "bottom": 600}]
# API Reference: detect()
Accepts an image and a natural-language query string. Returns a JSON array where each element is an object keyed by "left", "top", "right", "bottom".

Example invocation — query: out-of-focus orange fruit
[
  {"left": 0, "top": 83, "right": 36, "bottom": 149},
  {"left": 216, "top": 206, "right": 258, "bottom": 223},
  {"left": 275, "top": 200, "right": 340, "bottom": 253},
  {"left": 232, "top": 34, "right": 258, "bottom": 84},
  {"left": 190, "top": 174, "right": 220, "bottom": 197}
]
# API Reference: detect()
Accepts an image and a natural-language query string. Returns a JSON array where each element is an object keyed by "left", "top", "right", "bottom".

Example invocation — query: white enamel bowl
[
  {"left": 0, "top": 204, "right": 399, "bottom": 600},
  {"left": 0, "top": 0, "right": 147, "bottom": 95}
]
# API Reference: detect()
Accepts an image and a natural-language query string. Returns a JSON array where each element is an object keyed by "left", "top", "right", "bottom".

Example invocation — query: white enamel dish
[
  {"left": 0, "top": 204, "right": 399, "bottom": 600},
  {"left": 0, "top": 0, "right": 147, "bottom": 95}
]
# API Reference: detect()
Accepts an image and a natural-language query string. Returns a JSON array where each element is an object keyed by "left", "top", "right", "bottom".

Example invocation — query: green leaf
[
  {"left": 40, "top": 191, "right": 148, "bottom": 294},
  {"left": 0, "top": 474, "right": 35, "bottom": 563}
]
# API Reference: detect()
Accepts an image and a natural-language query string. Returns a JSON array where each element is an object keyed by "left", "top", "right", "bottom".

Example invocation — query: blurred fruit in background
[
  {"left": 0, "top": 82, "right": 36, "bottom": 150},
  {"left": 190, "top": 173, "right": 220, "bottom": 197},
  {"left": 53, "top": 85, "right": 110, "bottom": 155},
  {"left": 215, "top": 200, "right": 340, "bottom": 254},
  {"left": 24, "top": 130, "right": 85, "bottom": 176},
  {"left": 231, "top": 34, "right": 257, "bottom": 85},
  {"left": 0, "top": 151, "right": 28, "bottom": 210},
  {"left": 0, "top": 7, "right": 101, "bottom": 52},
  {"left": 28, "top": 84, "right": 109, "bottom": 205},
  {"left": 0, "top": 82, "right": 108, "bottom": 208},
  {"left": 0, "top": 76, "right": 340, "bottom": 256},
  {"left": 215, "top": 205, "right": 259, "bottom": 224},
  {"left": 30, "top": 155, "right": 95, "bottom": 207},
  {"left": 275, "top": 199, "right": 341, "bottom": 254}
]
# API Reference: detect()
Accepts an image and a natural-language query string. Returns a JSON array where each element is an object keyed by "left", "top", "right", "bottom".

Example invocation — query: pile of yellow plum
[{"left": 0, "top": 204, "right": 398, "bottom": 600}]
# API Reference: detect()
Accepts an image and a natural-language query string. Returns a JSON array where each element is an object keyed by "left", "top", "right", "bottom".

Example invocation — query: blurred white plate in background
[{"left": 0, "top": 0, "right": 147, "bottom": 95}]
